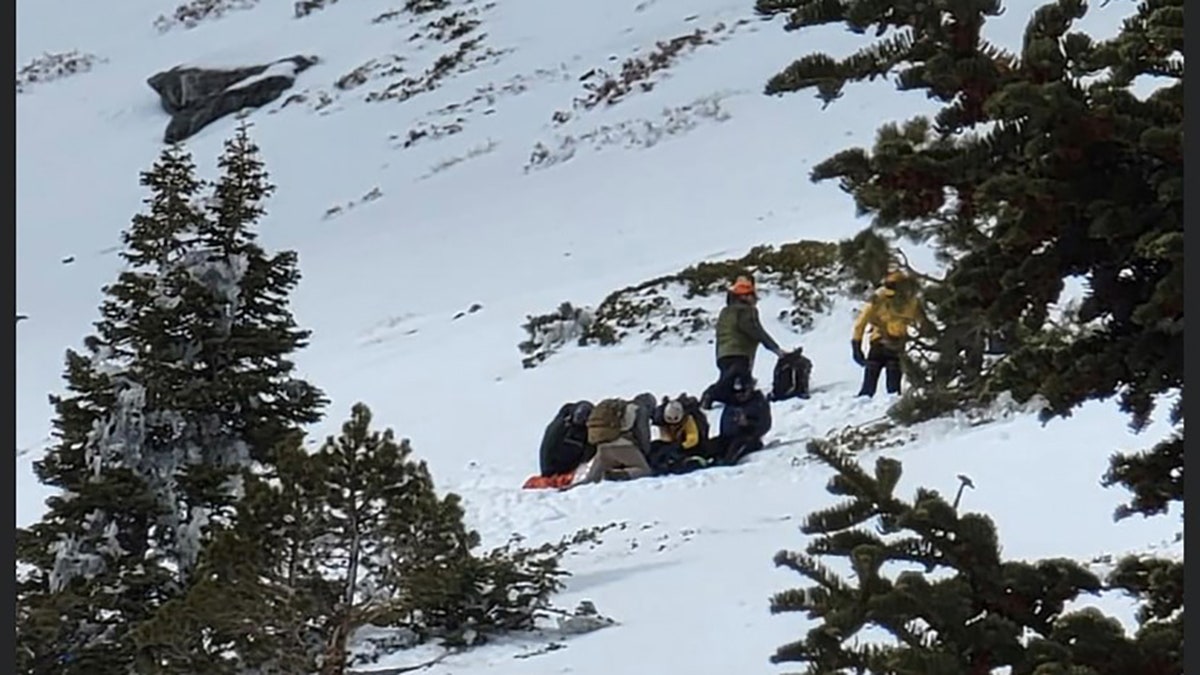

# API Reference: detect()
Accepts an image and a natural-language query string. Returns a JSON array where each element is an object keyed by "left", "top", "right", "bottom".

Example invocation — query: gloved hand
[{"left": 851, "top": 340, "right": 866, "bottom": 366}]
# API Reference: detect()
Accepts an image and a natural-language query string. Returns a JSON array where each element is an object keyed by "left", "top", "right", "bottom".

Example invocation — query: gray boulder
[{"left": 147, "top": 55, "right": 318, "bottom": 143}]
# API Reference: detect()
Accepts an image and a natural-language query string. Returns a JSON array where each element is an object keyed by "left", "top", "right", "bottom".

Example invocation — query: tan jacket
[{"left": 578, "top": 436, "right": 651, "bottom": 484}]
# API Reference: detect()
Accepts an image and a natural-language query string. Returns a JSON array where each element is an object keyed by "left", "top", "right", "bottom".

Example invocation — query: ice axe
[{"left": 952, "top": 473, "right": 975, "bottom": 510}]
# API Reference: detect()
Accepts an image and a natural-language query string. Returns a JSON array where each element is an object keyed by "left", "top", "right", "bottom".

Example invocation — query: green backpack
[{"left": 586, "top": 398, "right": 628, "bottom": 445}]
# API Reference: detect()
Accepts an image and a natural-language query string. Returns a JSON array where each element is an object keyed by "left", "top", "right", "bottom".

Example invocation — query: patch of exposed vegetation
[
  {"left": 420, "top": 139, "right": 499, "bottom": 180},
  {"left": 421, "top": 64, "right": 569, "bottom": 122},
  {"left": 275, "top": 88, "right": 337, "bottom": 114},
  {"left": 366, "top": 35, "right": 508, "bottom": 103},
  {"left": 805, "top": 417, "right": 915, "bottom": 457},
  {"left": 570, "top": 22, "right": 733, "bottom": 112},
  {"left": 293, "top": 0, "right": 334, "bottom": 18},
  {"left": 323, "top": 186, "right": 384, "bottom": 220},
  {"left": 417, "top": 9, "right": 482, "bottom": 43},
  {"left": 393, "top": 119, "right": 466, "bottom": 148},
  {"left": 519, "top": 241, "right": 844, "bottom": 368},
  {"left": 154, "top": 0, "right": 260, "bottom": 33},
  {"left": 336, "top": 55, "right": 406, "bottom": 91},
  {"left": 804, "top": 391, "right": 1046, "bottom": 466},
  {"left": 405, "top": 0, "right": 450, "bottom": 14},
  {"left": 519, "top": 303, "right": 596, "bottom": 369},
  {"left": 372, "top": 8, "right": 406, "bottom": 24},
  {"left": 526, "top": 93, "right": 732, "bottom": 172},
  {"left": 17, "top": 51, "right": 105, "bottom": 93}
]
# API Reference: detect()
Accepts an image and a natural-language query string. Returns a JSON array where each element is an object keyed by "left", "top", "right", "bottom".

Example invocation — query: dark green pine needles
[
  {"left": 759, "top": 1, "right": 1182, "bottom": 671},
  {"left": 758, "top": 0, "right": 1182, "bottom": 518},
  {"left": 770, "top": 445, "right": 1183, "bottom": 674}
]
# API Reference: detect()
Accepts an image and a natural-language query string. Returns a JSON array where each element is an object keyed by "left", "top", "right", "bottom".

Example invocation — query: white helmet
[{"left": 663, "top": 400, "right": 685, "bottom": 425}]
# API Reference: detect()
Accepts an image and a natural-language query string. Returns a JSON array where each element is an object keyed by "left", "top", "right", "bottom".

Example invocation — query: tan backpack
[{"left": 586, "top": 398, "right": 628, "bottom": 445}]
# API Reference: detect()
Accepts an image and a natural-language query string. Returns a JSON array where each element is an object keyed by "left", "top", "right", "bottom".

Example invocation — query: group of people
[{"left": 526, "top": 269, "right": 927, "bottom": 489}]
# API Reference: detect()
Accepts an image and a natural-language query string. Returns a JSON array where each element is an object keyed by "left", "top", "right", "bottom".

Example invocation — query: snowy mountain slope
[{"left": 17, "top": 0, "right": 1181, "bottom": 672}]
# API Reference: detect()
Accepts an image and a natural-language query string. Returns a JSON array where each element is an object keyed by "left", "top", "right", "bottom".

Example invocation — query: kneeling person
[
  {"left": 710, "top": 375, "right": 772, "bottom": 465},
  {"left": 648, "top": 396, "right": 710, "bottom": 474},
  {"left": 537, "top": 401, "right": 596, "bottom": 477},
  {"left": 572, "top": 398, "right": 653, "bottom": 485}
]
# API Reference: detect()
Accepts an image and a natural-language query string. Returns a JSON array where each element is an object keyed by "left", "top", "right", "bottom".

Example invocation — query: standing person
[
  {"left": 851, "top": 269, "right": 928, "bottom": 397},
  {"left": 700, "top": 275, "right": 787, "bottom": 409}
]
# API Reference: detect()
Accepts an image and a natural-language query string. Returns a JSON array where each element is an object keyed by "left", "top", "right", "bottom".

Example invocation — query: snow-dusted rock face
[{"left": 147, "top": 55, "right": 318, "bottom": 142}]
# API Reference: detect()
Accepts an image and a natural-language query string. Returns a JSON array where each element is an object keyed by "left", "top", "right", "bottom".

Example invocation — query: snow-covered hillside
[{"left": 17, "top": 0, "right": 1182, "bottom": 672}]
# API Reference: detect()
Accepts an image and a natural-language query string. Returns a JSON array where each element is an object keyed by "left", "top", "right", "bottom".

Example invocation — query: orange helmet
[{"left": 730, "top": 276, "right": 756, "bottom": 296}]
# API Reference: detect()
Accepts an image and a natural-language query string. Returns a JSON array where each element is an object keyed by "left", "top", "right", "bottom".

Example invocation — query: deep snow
[{"left": 17, "top": 0, "right": 1181, "bottom": 672}]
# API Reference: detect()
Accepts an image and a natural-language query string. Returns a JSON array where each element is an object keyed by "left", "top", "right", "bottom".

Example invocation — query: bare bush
[{"left": 17, "top": 51, "right": 105, "bottom": 93}]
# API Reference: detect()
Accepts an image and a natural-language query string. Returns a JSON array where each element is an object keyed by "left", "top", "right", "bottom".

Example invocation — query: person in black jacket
[
  {"left": 538, "top": 401, "right": 596, "bottom": 476},
  {"left": 707, "top": 374, "right": 772, "bottom": 466}
]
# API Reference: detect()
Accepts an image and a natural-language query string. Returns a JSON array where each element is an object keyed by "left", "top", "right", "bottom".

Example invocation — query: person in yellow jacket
[
  {"left": 657, "top": 400, "right": 702, "bottom": 451},
  {"left": 646, "top": 398, "right": 712, "bottom": 474},
  {"left": 851, "top": 269, "right": 929, "bottom": 397}
]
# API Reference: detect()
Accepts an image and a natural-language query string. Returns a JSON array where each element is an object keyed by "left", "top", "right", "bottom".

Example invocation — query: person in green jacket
[{"left": 700, "top": 276, "right": 787, "bottom": 409}]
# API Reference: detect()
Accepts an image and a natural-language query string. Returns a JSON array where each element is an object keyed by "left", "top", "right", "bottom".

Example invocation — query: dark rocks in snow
[
  {"left": 147, "top": 55, "right": 318, "bottom": 143},
  {"left": 451, "top": 303, "right": 483, "bottom": 320}
]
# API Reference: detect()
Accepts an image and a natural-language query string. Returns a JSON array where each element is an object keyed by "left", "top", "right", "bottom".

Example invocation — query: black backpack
[{"left": 769, "top": 349, "right": 812, "bottom": 402}]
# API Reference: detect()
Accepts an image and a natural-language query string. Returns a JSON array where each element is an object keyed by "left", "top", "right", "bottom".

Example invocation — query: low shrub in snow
[
  {"left": 154, "top": 0, "right": 261, "bottom": 33},
  {"left": 17, "top": 51, "right": 104, "bottom": 93},
  {"left": 572, "top": 22, "right": 733, "bottom": 111},
  {"left": 405, "top": 0, "right": 450, "bottom": 14},
  {"left": 525, "top": 94, "right": 733, "bottom": 171},
  {"left": 422, "top": 9, "right": 482, "bottom": 43},
  {"left": 518, "top": 240, "right": 845, "bottom": 368},
  {"left": 519, "top": 302, "right": 595, "bottom": 369},
  {"left": 294, "top": 0, "right": 335, "bottom": 18},
  {"left": 365, "top": 35, "right": 506, "bottom": 104}
]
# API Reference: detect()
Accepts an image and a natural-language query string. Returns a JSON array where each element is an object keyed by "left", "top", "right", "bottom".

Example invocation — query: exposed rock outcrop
[{"left": 147, "top": 55, "right": 318, "bottom": 142}]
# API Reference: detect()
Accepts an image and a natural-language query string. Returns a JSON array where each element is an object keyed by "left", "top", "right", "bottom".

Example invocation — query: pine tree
[
  {"left": 132, "top": 433, "right": 332, "bottom": 675},
  {"left": 302, "top": 404, "right": 568, "bottom": 664},
  {"left": 193, "top": 121, "right": 326, "bottom": 460},
  {"left": 757, "top": 0, "right": 1182, "bottom": 519},
  {"left": 16, "top": 144, "right": 209, "bottom": 674},
  {"left": 769, "top": 444, "right": 1183, "bottom": 674},
  {"left": 308, "top": 402, "right": 472, "bottom": 673},
  {"left": 18, "top": 125, "right": 330, "bottom": 673},
  {"left": 160, "top": 121, "right": 327, "bottom": 571},
  {"left": 137, "top": 403, "right": 570, "bottom": 673}
]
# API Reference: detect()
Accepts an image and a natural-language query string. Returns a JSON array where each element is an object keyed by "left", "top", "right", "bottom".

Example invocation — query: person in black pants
[
  {"left": 537, "top": 401, "right": 595, "bottom": 476},
  {"left": 857, "top": 341, "right": 903, "bottom": 397},
  {"left": 704, "top": 374, "right": 772, "bottom": 466},
  {"left": 701, "top": 276, "right": 787, "bottom": 409},
  {"left": 850, "top": 269, "right": 928, "bottom": 397}
]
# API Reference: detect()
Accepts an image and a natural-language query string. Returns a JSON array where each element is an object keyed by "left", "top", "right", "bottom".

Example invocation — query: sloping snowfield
[{"left": 17, "top": 0, "right": 1182, "bottom": 672}]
